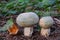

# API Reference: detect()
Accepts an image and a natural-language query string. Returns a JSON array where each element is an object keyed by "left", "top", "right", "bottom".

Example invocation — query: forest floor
[{"left": 0, "top": 15, "right": 60, "bottom": 40}]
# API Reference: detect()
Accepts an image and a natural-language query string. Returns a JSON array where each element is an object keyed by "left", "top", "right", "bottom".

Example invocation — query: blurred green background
[{"left": 0, "top": 0, "right": 60, "bottom": 17}]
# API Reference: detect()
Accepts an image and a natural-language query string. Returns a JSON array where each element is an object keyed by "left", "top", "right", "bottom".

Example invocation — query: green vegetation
[
  {"left": 0, "top": 0, "right": 60, "bottom": 17},
  {"left": 0, "top": 19, "right": 13, "bottom": 32}
]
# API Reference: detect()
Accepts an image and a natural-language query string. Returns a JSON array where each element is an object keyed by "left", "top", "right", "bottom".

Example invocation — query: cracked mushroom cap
[
  {"left": 39, "top": 16, "right": 54, "bottom": 29},
  {"left": 16, "top": 12, "right": 39, "bottom": 27}
]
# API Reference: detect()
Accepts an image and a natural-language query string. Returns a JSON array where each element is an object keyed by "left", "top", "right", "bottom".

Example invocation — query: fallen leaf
[{"left": 8, "top": 24, "right": 19, "bottom": 35}]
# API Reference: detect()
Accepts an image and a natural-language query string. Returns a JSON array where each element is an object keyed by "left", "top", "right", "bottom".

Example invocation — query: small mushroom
[
  {"left": 39, "top": 16, "right": 54, "bottom": 37},
  {"left": 39, "top": 16, "right": 54, "bottom": 29},
  {"left": 16, "top": 12, "right": 39, "bottom": 37}
]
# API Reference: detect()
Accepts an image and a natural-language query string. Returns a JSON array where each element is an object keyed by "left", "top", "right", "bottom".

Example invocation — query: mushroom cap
[
  {"left": 39, "top": 16, "right": 54, "bottom": 29},
  {"left": 16, "top": 12, "right": 39, "bottom": 27}
]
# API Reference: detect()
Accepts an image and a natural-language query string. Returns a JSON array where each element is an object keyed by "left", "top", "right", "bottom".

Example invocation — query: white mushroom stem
[
  {"left": 24, "top": 27, "right": 33, "bottom": 37},
  {"left": 41, "top": 28, "right": 50, "bottom": 37}
]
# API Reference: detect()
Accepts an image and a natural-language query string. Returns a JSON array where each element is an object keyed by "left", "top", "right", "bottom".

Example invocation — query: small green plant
[{"left": 0, "top": 19, "right": 13, "bottom": 32}]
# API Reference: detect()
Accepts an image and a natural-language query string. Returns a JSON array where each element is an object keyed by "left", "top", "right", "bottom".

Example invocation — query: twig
[{"left": 54, "top": 18, "right": 60, "bottom": 24}]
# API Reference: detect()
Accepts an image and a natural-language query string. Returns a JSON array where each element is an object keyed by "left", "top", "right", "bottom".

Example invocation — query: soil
[{"left": 0, "top": 15, "right": 60, "bottom": 40}]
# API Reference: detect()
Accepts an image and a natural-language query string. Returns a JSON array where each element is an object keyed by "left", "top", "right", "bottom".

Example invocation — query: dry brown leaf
[{"left": 8, "top": 24, "right": 19, "bottom": 35}]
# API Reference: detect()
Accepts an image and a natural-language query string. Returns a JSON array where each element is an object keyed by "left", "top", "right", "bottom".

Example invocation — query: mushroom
[
  {"left": 39, "top": 16, "right": 54, "bottom": 37},
  {"left": 16, "top": 12, "right": 39, "bottom": 37},
  {"left": 39, "top": 16, "right": 54, "bottom": 29}
]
